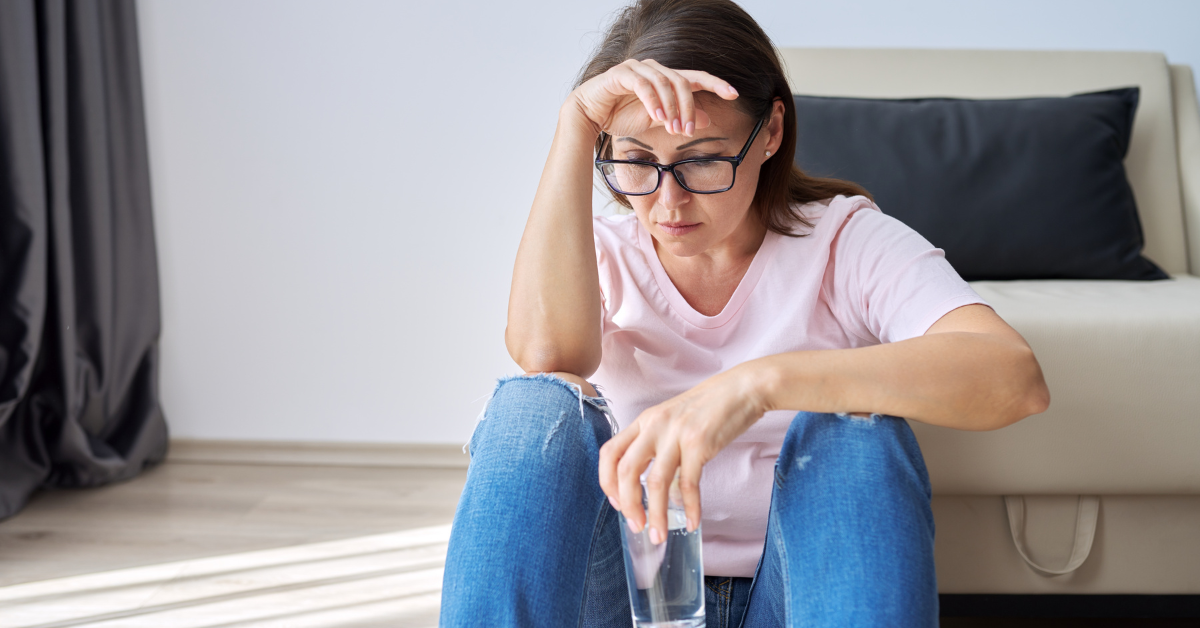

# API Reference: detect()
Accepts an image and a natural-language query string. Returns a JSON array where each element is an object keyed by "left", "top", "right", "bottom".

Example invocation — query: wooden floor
[
  {"left": 0, "top": 441, "right": 468, "bottom": 627},
  {"left": 0, "top": 441, "right": 1193, "bottom": 627}
]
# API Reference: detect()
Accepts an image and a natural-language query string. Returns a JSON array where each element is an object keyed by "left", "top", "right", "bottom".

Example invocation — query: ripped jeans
[{"left": 439, "top": 374, "right": 938, "bottom": 628}]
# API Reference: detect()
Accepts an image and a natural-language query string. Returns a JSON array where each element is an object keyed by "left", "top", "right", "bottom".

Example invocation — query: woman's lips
[{"left": 659, "top": 222, "right": 700, "bottom": 236}]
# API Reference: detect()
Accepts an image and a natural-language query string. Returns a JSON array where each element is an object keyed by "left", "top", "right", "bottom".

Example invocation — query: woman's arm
[
  {"left": 755, "top": 303, "right": 1050, "bottom": 431},
  {"left": 506, "top": 61, "right": 738, "bottom": 375},
  {"left": 600, "top": 303, "right": 1049, "bottom": 541},
  {"left": 505, "top": 107, "right": 604, "bottom": 376}
]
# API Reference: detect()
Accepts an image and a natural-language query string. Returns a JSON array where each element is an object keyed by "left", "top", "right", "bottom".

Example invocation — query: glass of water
[{"left": 617, "top": 476, "right": 705, "bottom": 628}]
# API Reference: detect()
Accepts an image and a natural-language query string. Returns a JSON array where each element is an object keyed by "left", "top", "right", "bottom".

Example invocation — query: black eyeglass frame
[{"left": 594, "top": 114, "right": 768, "bottom": 196}]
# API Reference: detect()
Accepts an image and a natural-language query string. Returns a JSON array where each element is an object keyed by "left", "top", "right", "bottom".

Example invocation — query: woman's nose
[{"left": 657, "top": 169, "right": 691, "bottom": 208}]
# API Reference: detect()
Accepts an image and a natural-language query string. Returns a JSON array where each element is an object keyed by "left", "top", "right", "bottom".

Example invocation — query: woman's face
[{"left": 613, "top": 96, "right": 785, "bottom": 259}]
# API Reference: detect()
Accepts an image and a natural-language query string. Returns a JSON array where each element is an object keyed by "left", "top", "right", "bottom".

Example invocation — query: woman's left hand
[{"left": 598, "top": 362, "right": 773, "bottom": 543}]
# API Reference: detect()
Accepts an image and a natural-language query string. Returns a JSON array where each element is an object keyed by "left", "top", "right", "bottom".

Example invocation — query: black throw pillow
[{"left": 792, "top": 88, "right": 1168, "bottom": 281}]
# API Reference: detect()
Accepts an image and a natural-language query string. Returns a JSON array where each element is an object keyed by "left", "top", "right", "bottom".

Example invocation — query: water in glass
[{"left": 618, "top": 487, "right": 705, "bottom": 628}]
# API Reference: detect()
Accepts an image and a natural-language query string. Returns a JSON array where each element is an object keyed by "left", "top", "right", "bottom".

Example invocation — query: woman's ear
[{"left": 765, "top": 98, "right": 786, "bottom": 154}]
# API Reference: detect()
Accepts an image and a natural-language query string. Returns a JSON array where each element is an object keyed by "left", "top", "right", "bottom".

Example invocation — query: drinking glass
[{"left": 617, "top": 477, "right": 705, "bottom": 628}]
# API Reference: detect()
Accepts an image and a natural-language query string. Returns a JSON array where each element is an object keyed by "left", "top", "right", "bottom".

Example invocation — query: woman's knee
[
  {"left": 783, "top": 411, "right": 915, "bottom": 453},
  {"left": 470, "top": 372, "right": 610, "bottom": 463},
  {"left": 778, "top": 412, "right": 929, "bottom": 493}
]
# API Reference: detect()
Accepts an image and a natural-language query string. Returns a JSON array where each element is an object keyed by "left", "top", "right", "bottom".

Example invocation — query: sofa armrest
[{"left": 1171, "top": 64, "right": 1200, "bottom": 275}]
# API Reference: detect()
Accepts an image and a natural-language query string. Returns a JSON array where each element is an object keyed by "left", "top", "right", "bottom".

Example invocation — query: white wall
[{"left": 138, "top": 0, "right": 1200, "bottom": 444}]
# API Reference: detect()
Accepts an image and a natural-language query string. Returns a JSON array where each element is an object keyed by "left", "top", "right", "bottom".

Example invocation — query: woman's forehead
[
  {"left": 617, "top": 98, "right": 753, "bottom": 149},
  {"left": 616, "top": 133, "right": 730, "bottom": 153}
]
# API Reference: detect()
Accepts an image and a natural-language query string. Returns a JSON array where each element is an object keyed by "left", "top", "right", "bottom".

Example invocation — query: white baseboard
[{"left": 167, "top": 439, "right": 469, "bottom": 469}]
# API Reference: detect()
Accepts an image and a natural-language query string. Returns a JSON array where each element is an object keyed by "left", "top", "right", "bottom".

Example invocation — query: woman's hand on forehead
[{"left": 569, "top": 58, "right": 739, "bottom": 139}]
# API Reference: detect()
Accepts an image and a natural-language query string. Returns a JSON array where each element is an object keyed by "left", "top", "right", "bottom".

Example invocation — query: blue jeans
[{"left": 440, "top": 374, "right": 938, "bottom": 627}]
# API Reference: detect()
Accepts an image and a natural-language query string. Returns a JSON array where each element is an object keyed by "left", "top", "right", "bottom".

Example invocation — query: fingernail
[
  {"left": 727, "top": 85, "right": 738, "bottom": 96},
  {"left": 649, "top": 527, "right": 662, "bottom": 545},
  {"left": 672, "top": 119, "right": 681, "bottom": 134},
  {"left": 687, "top": 516, "right": 697, "bottom": 531},
  {"left": 609, "top": 496, "right": 620, "bottom": 510},
  {"left": 627, "top": 517, "right": 641, "bottom": 533},
  {"left": 684, "top": 121, "right": 694, "bottom": 136},
  {"left": 655, "top": 108, "right": 666, "bottom": 121}
]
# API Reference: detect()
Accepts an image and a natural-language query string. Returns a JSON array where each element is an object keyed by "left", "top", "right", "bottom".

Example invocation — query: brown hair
[{"left": 577, "top": 0, "right": 871, "bottom": 236}]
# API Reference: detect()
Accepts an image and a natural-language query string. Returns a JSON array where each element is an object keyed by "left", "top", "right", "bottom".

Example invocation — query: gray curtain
[{"left": 0, "top": 0, "right": 167, "bottom": 519}]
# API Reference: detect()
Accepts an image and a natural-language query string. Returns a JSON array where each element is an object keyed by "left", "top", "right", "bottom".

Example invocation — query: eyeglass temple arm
[
  {"left": 596, "top": 132, "right": 612, "bottom": 160},
  {"left": 734, "top": 116, "right": 768, "bottom": 162}
]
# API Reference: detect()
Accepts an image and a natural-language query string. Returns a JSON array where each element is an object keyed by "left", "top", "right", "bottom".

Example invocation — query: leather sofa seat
[{"left": 911, "top": 275, "right": 1200, "bottom": 495}]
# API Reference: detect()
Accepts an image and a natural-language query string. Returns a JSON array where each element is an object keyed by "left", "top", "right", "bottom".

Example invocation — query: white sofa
[{"left": 782, "top": 48, "right": 1200, "bottom": 597}]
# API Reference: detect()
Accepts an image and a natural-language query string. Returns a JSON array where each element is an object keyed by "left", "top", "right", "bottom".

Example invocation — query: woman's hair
[{"left": 576, "top": 0, "right": 872, "bottom": 236}]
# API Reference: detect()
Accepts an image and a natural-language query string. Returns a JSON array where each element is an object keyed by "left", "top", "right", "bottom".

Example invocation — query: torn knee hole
[
  {"left": 523, "top": 371, "right": 598, "bottom": 398},
  {"left": 836, "top": 411, "right": 879, "bottom": 424}
]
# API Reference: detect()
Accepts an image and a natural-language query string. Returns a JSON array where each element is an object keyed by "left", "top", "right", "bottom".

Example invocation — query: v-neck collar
[{"left": 636, "top": 223, "right": 781, "bottom": 329}]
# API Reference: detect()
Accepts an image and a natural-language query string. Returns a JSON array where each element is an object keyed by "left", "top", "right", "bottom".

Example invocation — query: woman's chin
[{"left": 655, "top": 237, "right": 708, "bottom": 259}]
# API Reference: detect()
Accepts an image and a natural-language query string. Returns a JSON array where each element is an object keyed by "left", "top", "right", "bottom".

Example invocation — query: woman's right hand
[{"left": 566, "top": 58, "right": 739, "bottom": 139}]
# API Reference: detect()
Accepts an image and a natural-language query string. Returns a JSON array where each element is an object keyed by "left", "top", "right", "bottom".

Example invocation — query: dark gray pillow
[{"left": 792, "top": 88, "right": 1168, "bottom": 281}]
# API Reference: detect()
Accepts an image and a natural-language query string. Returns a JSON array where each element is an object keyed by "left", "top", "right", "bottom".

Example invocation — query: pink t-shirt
[{"left": 590, "top": 194, "right": 989, "bottom": 577}]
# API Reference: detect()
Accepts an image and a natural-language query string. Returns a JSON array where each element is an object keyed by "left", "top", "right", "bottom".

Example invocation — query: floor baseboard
[{"left": 167, "top": 439, "right": 470, "bottom": 469}]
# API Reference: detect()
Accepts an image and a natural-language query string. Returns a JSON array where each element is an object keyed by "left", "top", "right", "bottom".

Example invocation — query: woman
[{"left": 441, "top": 0, "right": 1049, "bottom": 626}]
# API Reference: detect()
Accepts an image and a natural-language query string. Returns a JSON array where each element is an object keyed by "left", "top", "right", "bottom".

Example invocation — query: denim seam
[
  {"left": 578, "top": 501, "right": 616, "bottom": 628},
  {"left": 707, "top": 574, "right": 748, "bottom": 626},
  {"left": 711, "top": 578, "right": 724, "bottom": 627},
  {"left": 770, "top": 489, "right": 792, "bottom": 626},
  {"left": 737, "top": 538, "right": 765, "bottom": 628}
]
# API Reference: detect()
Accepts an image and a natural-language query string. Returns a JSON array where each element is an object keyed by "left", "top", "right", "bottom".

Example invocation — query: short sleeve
[
  {"left": 822, "top": 205, "right": 990, "bottom": 344},
  {"left": 594, "top": 229, "right": 611, "bottom": 320},
  {"left": 593, "top": 215, "right": 628, "bottom": 326}
]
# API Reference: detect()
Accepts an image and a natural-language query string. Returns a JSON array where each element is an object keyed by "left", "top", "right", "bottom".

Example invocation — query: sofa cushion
[
  {"left": 909, "top": 274, "right": 1200, "bottom": 494},
  {"left": 792, "top": 89, "right": 1167, "bottom": 281},
  {"left": 778, "top": 48, "right": 1189, "bottom": 275}
]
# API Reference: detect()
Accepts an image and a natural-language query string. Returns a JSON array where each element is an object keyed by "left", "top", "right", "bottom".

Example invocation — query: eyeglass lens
[{"left": 599, "top": 160, "right": 735, "bottom": 194}]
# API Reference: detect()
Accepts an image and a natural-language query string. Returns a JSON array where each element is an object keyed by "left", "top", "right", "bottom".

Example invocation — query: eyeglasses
[{"left": 595, "top": 115, "right": 767, "bottom": 196}]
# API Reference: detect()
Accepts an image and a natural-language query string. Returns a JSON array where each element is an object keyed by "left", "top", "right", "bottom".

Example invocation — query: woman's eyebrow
[
  {"left": 616, "top": 137, "right": 654, "bottom": 150},
  {"left": 616, "top": 136, "right": 729, "bottom": 151},
  {"left": 675, "top": 137, "right": 727, "bottom": 150}
]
